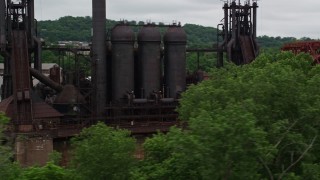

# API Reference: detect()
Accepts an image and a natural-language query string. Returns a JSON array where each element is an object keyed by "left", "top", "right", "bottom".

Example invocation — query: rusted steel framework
[
  {"left": 0, "top": 0, "right": 62, "bottom": 132},
  {"left": 1, "top": 0, "right": 42, "bottom": 100},
  {"left": 217, "top": 0, "right": 259, "bottom": 67},
  {"left": 281, "top": 41, "right": 320, "bottom": 64},
  {"left": 0, "top": 0, "right": 197, "bottom": 136}
]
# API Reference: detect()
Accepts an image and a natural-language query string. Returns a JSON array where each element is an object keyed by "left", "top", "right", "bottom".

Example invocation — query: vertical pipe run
[
  {"left": 244, "top": 4, "right": 249, "bottom": 35},
  {"left": 27, "top": 0, "right": 34, "bottom": 47},
  {"left": 33, "top": 36, "right": 42, "bottom": 71},
  {"left": 231, "top": 2, "right": 236, "bottom": 38},
  {"left": 27, "top": 0, "right": 41, "bottom": 71},
  {"left": 252, "top": 2, "right": 258, "bottom": 38},
  {"left": 92, "top": 0, "right": 107, "bottom": 116},
  {"left": 216, "top": 2, "right": 229, "bottom": 68},
  {"left": 0, "top": 0, "right": 6, "bottom": 49},
  {"left": 224, "top": 3, "right": 228, "bottom": 43}
]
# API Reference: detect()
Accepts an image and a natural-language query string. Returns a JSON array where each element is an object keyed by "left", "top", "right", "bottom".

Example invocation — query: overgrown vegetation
[
  {"left": 1, "top": 52, "right": 320, "bottom": 179},
  {"left": 2, "top": 16, "right": 320, "bottom": 179}
]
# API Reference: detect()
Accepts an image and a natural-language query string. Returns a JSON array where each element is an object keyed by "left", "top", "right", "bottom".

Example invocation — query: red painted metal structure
[{"left": 281, "top": 41, "right": 320, "bottom": 64}]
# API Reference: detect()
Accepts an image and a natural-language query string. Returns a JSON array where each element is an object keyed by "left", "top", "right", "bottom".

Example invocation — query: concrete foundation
[
  {"left": 15, "top": 136, "right": 53, "bottom": 167},
  {"left": 53, "top": 138, "right": 72, "bottom": 166}
]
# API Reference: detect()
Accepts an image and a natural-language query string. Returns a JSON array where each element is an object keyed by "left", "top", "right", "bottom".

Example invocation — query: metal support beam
[
  {"left": 252, "top": 2, "right": 258, "bottom": 38},
  {"left": 0, "top": 0, "right": 6, "bottom": 50}
]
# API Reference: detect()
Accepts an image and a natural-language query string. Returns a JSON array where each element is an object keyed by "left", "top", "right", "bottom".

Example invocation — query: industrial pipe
[
  {"left": 252, "top": 2, "right": 258, "bottom": 38},
  {"left": 27, "top": 0, "right": 35, "bottom": 47},
  {"left": 223, "top": 3, "right": 228, "bottom": 43},
  {"left": 226, "top": 1, "right": 236, "bottom": 60},
  {"left": 30, "top": 68, "right": 63, "bottom": 92},
  {"left": 33, "top": 36, "right": 42, "bottom": 71}
]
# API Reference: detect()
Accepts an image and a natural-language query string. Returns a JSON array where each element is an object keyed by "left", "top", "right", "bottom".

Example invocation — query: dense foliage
[
  {"left": 39, "top": 16, "right": 93, "bottom": 42},
  {"left": 0, "top": 114, "right": 21, "bottom": 180},
  {"left": 1, "top": 51, "right": 320, "bottom": 179},
  {"left": 2, "top": 15, "right": 320, "bottom": 179},
  {"left": 130, "top": 52, "right": 320, "bottom": 179},
  {"left": 70, "top": 122, "right": 136, "bottom": 180},
  {"left": 20, "top": 162, "right": 74, "bottom": 180},
  {"left": 166, "top": 52, "right": 320, "bottom": 179}
]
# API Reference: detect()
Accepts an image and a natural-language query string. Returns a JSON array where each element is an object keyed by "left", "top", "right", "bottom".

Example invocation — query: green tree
[
  {"left": 20, "top": 162, "right": 74, "bottom": 180},
  {"left": 137, "top": 52, "right": 320, "bottom": 179},
  {"left": 0, "top": 113, "right": 21, "bottom": 179},
  {"left": 71, "top": 122, "right": 136, "bottom": 180},
  {"left": 180, "top": 52, "right": 320, "bottom": 179},
  {"left": 136, "top": 102, "right": 274, "bottom": 180}
]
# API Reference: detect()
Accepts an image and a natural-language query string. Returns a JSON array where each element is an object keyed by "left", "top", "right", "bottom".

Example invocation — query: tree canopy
[
  {"left": 134, "top": 52, "right": 320, "bottom": 179},
  {"left": 70, "top": 122, "right": 136, "bottom": 180},
  {"left": 2, "top": 26, "right": 320, "bottom": 179}
]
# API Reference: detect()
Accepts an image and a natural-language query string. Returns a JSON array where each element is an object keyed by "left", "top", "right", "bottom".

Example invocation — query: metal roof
[{"left": 0, "top": 95, "right": 63, "bottom": 121}]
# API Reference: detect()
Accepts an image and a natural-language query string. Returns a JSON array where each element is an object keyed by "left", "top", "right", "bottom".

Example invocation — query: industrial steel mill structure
[
  {"left": 217, "top": 0, "right": 259, "bottom": 67},
  {"left": 0, "top": 0, "right": 258, "bottom": 166}
]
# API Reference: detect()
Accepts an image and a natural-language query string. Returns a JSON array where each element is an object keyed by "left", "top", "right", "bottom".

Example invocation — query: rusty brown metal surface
[
  {"left": 239, "top": 35, "right": 256, "bottom": 64},
  {"left": 16, "top": 137, "right": 53, "bottom": 167},
  {"left": 49, "top": 66, "right": 61, "bottom": 84},
  {"left": 0, "top": 96, "right": 63, "bottom": 128},
  {"left": 281, "top": 41, "right": 320, "bottom": 63},
  {"left": 30, "top": 68, "right": 63, "bottom": 92},
  {"left": 217, "top": 1, "right": 259, "bottom": 66},
  {"left": 33, "top": 102, "right": 63, "bottom": 119},
  {"left": 11, "top": 31, "right": 33, "bottom": 124},
  {"left": 0, "top": 96, "right": 14, "bottom": 116}
]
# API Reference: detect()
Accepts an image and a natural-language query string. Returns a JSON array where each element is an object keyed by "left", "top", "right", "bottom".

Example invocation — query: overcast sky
[{"left": 34, "top": 0, "right": 320, "bottom": 39}]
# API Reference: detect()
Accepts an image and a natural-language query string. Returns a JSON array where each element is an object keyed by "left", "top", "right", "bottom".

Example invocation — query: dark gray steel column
[
  {"left": 92, "top": 0, "right": 107, "bottom": 116},
  {"left": 27, "top": 0, "right": 34, "bottom": 46},
  {"left": 231, "top": 2, "right": 236, "bottom": 38},
  {"left": 0, "top": 0, "right": 6, "bottom": 50},
  {"left": 223, "top": 3, "right": 228, "bottom": 43},
  {"left": 252, "top": 2, "right": 258, "bottom": 38}
]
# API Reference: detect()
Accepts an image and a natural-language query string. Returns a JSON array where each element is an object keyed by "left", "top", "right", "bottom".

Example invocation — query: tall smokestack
[{"left": 92, "top": 0, "right": 107, "bottom": 117}]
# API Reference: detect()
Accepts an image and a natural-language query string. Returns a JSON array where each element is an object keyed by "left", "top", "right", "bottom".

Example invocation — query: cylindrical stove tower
[
  {"left": 164, "top": 24, "right": 187, "bottom": 99},
  {"left": 111, "top": 24, "right": 135, "bottom": 103},
  {"left": 137, "top": 25, "right": 161, "bottom": 99}
]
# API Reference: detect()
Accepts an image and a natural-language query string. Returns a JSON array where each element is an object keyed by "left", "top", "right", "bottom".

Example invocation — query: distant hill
[{"left": 38, "top": 16, "right": 309, "bottom": 49}]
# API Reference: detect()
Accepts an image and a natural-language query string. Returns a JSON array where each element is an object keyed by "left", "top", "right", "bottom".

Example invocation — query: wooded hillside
[{"left": 38, "top": 16, "right": 308, "bottom": 49}]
